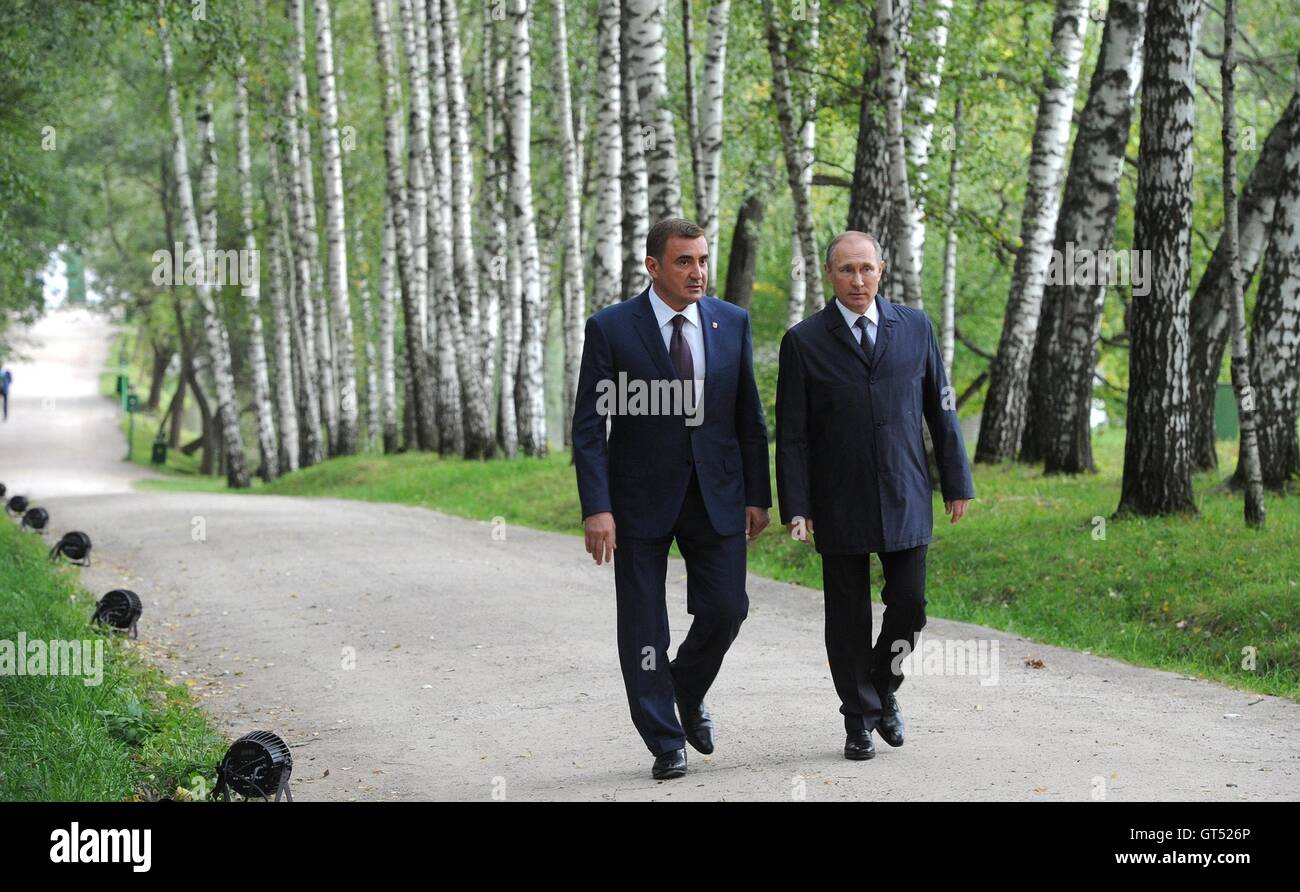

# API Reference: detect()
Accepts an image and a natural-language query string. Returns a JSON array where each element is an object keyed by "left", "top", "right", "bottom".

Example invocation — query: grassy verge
[
  {"left": 101, "top": 330, "right": 207, "bottom": 476},
  {"left": 0, "top": 519, "right": 226, "bottom": 801},
  {"left": 136, "top": 429, "right": 1300, "bottom": 701}
]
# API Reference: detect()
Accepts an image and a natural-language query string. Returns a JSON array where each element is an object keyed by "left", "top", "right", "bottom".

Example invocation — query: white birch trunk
[
  {"left": 157, "top": 9, "right": 250, "bottom": 488},
  {"left": 620, "top": 0, "right": 650, "bottom": 298},
  {"left": 626, "top": 0, "right": 683, "bottom": 220},
  {"left": 976, "top": 0, "right": 1088, "bottom": 462},
  {"left": 877, "top": 0, "right": 925, "bottom": 309},
  {"left": 592, "top": 0, "right": 623, "bottom": 310},
  {"left": 510, "top": 0, "right": 547, "bottom": 456},
  {"left": 903, "top": 0, "right": 952, "bottom": 269},
  {"left": 372, "top": 0, "right": 437, "bottom": 450},
  {"left": 699, "top": 0, "right": 731, "bottom": 285},
  {"left": 553, "top": 0, "right": 586, "bottom": 444},
  {"left": 235, "top": 56, "right": 280, "bottom": 481},
  {"left": 312, "top": 0, "right": 360, "bottom": 455},
  {"left": 762, "top": 0, "right": 823, "bottom": 327},
  {"left": 379, "top": 198, "right": 400, "bottom": 453},
  {"left": 289, "top": 0, "right": 339, "bottom": 454}
]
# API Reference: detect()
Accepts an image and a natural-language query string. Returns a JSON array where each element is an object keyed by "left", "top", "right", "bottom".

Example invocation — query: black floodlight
[
  {"left": 6, "top": 495, "right": 29, "bottom": 516},
  {"left": 49, "top": 531, "right": 93, "bottom": 566},
  {"left": 92, "top": 589, "right": 143, "bottom": 639},
  {"left": 21, "top": 507, "right": 49, "bottom": 532},
  {"left": 213, "top": 731, "right": 295, "bottom": 802}
]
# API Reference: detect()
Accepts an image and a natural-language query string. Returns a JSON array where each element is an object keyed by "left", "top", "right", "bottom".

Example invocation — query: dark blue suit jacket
[
  {"left": 572, "top": 289, "right": 772, "bottom": 539},
  {"left": 775, "top": 295, "right": 975, "bottom": 555}
]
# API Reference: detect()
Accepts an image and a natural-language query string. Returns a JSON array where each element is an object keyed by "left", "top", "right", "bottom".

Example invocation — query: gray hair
[{"left": 824, "top": 231, "right": 884, "bottom": 268}]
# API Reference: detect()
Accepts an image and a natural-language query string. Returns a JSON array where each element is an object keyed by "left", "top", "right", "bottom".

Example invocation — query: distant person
[{"left": 0, "top": 367, "right": 11, "bottom": 421}]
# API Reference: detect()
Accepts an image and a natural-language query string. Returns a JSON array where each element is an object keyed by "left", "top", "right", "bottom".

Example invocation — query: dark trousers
[
  {"left": 821, "top": 545, "right": 928, "bottom": 733},
  {"left": 613, "top": 471, "right": 749, "bottom": 755}
]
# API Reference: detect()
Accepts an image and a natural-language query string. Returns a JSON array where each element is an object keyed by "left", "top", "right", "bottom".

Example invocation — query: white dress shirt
[
  {"left": 836, "top": 296, "right": 879, "bottom": 349},
  {"left": 649, "top": 286, "right": 706, "bottom": 401}
]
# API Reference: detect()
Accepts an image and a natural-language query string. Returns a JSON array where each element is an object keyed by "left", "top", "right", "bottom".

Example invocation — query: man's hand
[
  {"left": 583, "top": 512, "right": 617, "bottom": 565},
  {"left": 944, "top": 499, "right": 971, "bottom": 524},
  {"left": 785, "top": 516, "right": 815, "bottom": 544},
  {"left": 745, "top": 506, "right": 770, "bottom": 541}
]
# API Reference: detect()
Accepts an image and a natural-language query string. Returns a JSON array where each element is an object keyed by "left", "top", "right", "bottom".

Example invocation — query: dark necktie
[
  {"left": 669, "top": 314, "right": 695, "bottom": 381},
  {"left": 855, "top": 316, "right": 876, "bottom": 361}
]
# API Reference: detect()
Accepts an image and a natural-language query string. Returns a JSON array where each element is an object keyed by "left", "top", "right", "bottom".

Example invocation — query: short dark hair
[
  {"left": 646, "top": 218, "right": 706, "bottom": 262},
  {"left": 824, "top": 231, "right": 883, "bottom": 267}
]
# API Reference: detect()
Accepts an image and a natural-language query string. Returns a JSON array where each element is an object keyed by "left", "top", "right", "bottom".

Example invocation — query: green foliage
[{"left": 0, "top": 515, "right": 227, "bottom": 801}]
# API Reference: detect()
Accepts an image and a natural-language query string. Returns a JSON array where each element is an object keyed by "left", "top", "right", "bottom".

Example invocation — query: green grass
[
  {"left": 102, "top": 330, "right": 208, "bottom": 476},
  {"left": 136, "top": 430, "right": 1300, "bottom": 701},
  {"left": 0, "top": 519, "right": 227, "bottom": 801}
]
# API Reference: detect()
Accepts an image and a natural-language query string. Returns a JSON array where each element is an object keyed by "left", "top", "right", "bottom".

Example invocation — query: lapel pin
[{"left": 711, "top": 321, "right": 718, "bottom": 329}]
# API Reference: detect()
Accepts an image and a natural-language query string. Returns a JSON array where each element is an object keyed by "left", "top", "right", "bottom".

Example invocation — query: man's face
[
  {"left": 646, "top": 235, "right": 709, "bottom": 307},
  {"left": 825, "top": 236, "right": 885, "bottom": 315}
]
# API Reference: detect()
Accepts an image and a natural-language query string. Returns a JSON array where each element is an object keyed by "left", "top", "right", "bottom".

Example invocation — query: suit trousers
[
  {"left": 613, "top": 469, "right": 749, "bottom": 755},
  {"left": 821, "top": 544, "right": 928, "bottom": 733}
]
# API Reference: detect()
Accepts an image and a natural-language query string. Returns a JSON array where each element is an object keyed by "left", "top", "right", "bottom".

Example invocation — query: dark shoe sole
[
  {"left": 877, "top": 732, "right": 904, "bottom": 748},
  {"left": 652, "top": 766, "right": 688, "bottom": 780},
  {"left": 844, "top": 748, "right": 876, "bottom": 760}
]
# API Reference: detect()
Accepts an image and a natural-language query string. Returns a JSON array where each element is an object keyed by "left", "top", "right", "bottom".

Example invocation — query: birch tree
[
  {"left": 372, "top": 0, "right": 437, "bottom": 450},
  {"left": 379, "top": 199, "right": 400, "bottom": 453},
  {"left": 265, "top": 134, "right": 301, "bottom": 473},
  {"left": 975, "top": 0, "right": 1089, "bottom": 464},
  {"left": 877, "top": 0, "right": 924, "bottom": 309},
  {"left": 592, "top": 0, "right": 623, "bottom": 310},
  {"left": 428, "top": 0, "right": 490, "bottom": 458},
  {"left": 157, "top": 8, "right": 250, "bottom": 487},
  {"left": 289, "top": 0, "right": 338, "bottom": 454},
  {"left": 1244, "top": 133, "right": 1300, "bottom": 489},
  {"left": 1023, "top": 0, "right": 1145, "bottom": 473},
  {"left": 1188, "top": 86, "right": 1300, "bottom": 470},
  {"left": 511, "top": 0, "right": 547, "bottom": 456},
  {"left": 903, "top": 0, "right": 952, "bottom": 268},
  {"left": 620, "top": 0, "right": 650, "bottom": 298},
  {"left": 1118, "top": 0, "right": 1204, "bottom": 517},
  {"left": 698, "top": 0, "right": 731, "bottom": 285},
  {"left": 625, "top": 0, "right": 683, "bottom": 220},
  {"left": 553, "top": 0, "right": 585, "bottom": 441},
  {"left": 440, "top": 0, "right": 481, "bottom": 359},
  {"left": 397, "top": 0, "right": 431, "bottom": 349},
  {"left": 762, "top": 0, "right": 823, "bottom": 327},
  {"left": 313, "top": 0, "right": 360, "bottom": 456},
  {"left": 1220, "top": 0, "right": 1265, "bottom": 525},
  {"left": 235, "top": 55, "right": 279, "bottom": 481}
]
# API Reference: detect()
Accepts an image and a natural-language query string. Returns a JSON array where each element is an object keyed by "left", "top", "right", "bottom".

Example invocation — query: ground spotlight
[
  {"left": 6, "top": 495, "right": 29, "bottom": 517},
  {"left": 213, "top": 731, "right": 295, "bottom": 802},
  {"left": 21, "top": 507, "right": 49, "bottom": 533},
  {"left": 91, "top": 588, "right": 143, "bottom": 639},
  {"left": 49, "top": 531, "right": 93, "bottom": 566}
]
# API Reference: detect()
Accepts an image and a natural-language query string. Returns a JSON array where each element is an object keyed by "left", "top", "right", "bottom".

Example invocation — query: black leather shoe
[
  {"left": 844, "top": 730, "right": 876, "bottom": 760},
  {"left": 652, "top": 747, "right": 688, "bottom": 780},
  {"left": 678, "top": 700, "right": 715, "bottom": 754},
  {"left": 876, "top": 692, "right": 905, "bottom": 747}
]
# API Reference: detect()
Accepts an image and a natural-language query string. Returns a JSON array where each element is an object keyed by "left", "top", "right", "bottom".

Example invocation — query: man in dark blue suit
[
  {"left": 572, "top": 218, "right": 772, "bottom": 780},
  {"left": 776, "top": 231, "right": 974, "bottom": 761}
]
